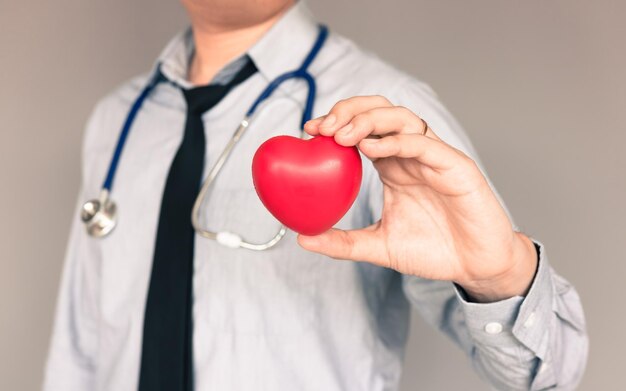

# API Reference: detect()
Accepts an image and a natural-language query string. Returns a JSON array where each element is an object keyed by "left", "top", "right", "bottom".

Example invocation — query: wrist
[{"left": 460, "top": 233, "right": 538, "bottom": 303}]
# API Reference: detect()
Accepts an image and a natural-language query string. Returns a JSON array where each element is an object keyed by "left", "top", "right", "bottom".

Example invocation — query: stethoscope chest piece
[{"left": 81, "top": 190, "right": 117, "bottom": 238}]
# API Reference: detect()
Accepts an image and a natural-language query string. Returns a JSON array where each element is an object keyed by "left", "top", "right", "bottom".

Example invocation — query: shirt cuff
[{"left": 454, "top": 240, "right": 553, "bottom": 355}]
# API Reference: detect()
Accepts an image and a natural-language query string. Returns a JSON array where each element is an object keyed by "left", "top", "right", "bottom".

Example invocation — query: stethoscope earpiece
[{"left": 81, "top": 190, "right": 117, "bottom": 238}]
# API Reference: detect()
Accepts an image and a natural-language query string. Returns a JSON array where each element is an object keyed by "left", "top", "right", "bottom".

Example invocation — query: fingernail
[
  {"left": 305, "top": 116, "right": 322, "bottom": 127},
  {"left": 320, "top": 114, "right": 336, "bottom": 128}
]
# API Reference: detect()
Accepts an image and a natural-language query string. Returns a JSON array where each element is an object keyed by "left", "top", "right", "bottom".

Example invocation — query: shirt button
[
  {"left": 484, "top": 322, "right": 503, "bottom": 334},
  {"left": 523, "top": 312, "right": 536, "bottom": 328}
]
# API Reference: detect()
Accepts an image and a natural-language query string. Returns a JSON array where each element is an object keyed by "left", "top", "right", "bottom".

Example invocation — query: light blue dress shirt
[{"left": 43, "top": 3, "right": 588, "bottom": 390}]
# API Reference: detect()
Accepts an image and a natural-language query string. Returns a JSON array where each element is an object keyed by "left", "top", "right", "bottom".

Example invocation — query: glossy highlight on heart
[{"left": 252, "top": 135, "right": 362, "bottom": 236}]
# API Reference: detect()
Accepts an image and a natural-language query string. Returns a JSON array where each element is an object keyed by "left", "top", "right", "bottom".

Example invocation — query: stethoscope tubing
[
  {"left": 102, "top": 72, "right": 163, "bottom": 192},
  {"left": 103, "top": 25, "right": 327, "bottom": 193},
  {"left": 85, "top": 25, "right": 329, "bottom": 246},
  {"left": 246, "top": 25, "right": 327, "bottom": 128}
]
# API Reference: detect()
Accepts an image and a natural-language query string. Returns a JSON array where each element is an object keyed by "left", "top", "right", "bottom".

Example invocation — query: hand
[{"left": 298, "top": 96, "right": 538, "bottom": 302}]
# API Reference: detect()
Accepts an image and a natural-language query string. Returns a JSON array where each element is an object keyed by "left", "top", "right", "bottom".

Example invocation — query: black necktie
[{"left": 138, "top": 60, "right": 257, "bottom": 391}]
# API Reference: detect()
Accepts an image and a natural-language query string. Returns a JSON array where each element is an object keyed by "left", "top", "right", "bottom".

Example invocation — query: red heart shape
[{"left": 252, "top": 135, "right": 362, "bottom": 236}]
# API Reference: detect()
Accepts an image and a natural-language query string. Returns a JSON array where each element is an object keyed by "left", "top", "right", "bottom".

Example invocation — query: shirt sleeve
[
  {"left": 364, "top": 77, "right": 589, "bottom": 390},
  {"left": 42, "top": 103, "right": 106, "bottom": 390},
  {"left": 453, "top": 241, "right": 587, "bottom": 390}
]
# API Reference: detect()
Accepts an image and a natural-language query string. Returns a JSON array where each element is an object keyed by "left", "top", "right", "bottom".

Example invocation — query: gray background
[{"left": 1, "top": 0, "right": 624, "bottom": 389}]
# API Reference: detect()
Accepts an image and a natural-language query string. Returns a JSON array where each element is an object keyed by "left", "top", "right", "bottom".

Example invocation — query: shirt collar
[
  {"left": 248, "top": 2, "right": 320, "bottom": 81},
  {"left": 156, "top": 28, "right": 194, "bottom": 88},
  {"left": 155, "top": 1, "right": 320, "bottom": 87}
]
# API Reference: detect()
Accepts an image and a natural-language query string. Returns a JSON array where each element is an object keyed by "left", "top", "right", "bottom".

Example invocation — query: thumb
[{"left": 297, "top": 227, "right": 386, "bottom": 264}]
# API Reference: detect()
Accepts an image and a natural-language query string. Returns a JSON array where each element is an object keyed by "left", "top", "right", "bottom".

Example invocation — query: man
[{"left": 44, "top": 0, "right": 588, "bottom": 390}]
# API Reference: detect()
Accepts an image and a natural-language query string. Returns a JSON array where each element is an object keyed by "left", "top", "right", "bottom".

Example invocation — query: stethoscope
[{"left": 81, "top": 25, "right": 328, "bottom": 250}]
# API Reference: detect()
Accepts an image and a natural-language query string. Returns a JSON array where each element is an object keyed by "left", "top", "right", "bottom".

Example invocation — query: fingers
[
  {"left": 303, "top": 95, "right": 455, "bottom": 169},
  {"left": 358, "top": 133, "right": 462, "bottom": 170},
  {"left": 303, "top": 117, "right": 324, "bottom": 134},
  {"left": 297, "top": 227, "right": 387, "bottom": 264},
  {"left": 333, "top": 106, "right": 430, "bottom": 147},
  {"left": 304, "top": 96, "right": 439, "bottom": 147},
  {"left": 304, "top": 95, "right": 393, "bottom": 136}
]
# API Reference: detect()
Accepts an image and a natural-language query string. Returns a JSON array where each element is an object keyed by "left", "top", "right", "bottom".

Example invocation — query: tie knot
[
  {"left": 182, "top": 84, "right": 228, "bottom": 115},
  {"left": 181, "top": 59, "right": 258, "bottom": 115}
]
